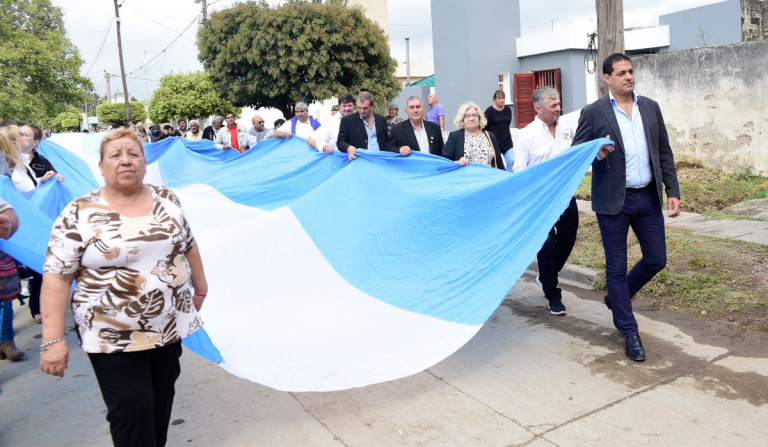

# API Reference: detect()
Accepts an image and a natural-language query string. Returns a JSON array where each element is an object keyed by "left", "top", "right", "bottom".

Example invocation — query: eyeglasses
[
  {"left": 464, "top": 114, "right": 479, "bottom": 119},
  {"left": 256, "top": 121, "right": 264, "bottom": 124}
]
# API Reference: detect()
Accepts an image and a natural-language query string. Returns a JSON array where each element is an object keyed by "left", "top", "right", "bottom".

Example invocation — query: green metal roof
[{"left": 407, "top": 74, "right": 435, "bottom": 87}]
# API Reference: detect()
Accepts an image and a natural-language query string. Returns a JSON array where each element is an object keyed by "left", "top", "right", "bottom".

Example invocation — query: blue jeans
[
  {"left": 596, "top": 186, "right": 667, "bottom": 337},
  {"left": 0, "top": 300, "right": 14, "bottom": 343}
]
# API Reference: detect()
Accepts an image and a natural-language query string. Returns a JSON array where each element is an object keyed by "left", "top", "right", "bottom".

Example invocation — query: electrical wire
[
  {"left": 585, "top": 32, "right": 597, "bottom": 74},
  {"left": 121, "top": 13, "right": 201, "bottom": 78},
  {"left": 84, "top": 15, "right": 115, "bottom": 77}
]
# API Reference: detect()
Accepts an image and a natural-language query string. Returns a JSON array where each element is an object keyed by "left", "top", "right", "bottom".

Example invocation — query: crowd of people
[{"left": 0, "top": 52, "right": 681, "bottom": 446}]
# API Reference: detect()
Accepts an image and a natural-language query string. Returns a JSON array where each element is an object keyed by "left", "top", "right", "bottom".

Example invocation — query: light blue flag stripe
[{"left": 289, "top": 140, "right": 605, "bottom": 326}]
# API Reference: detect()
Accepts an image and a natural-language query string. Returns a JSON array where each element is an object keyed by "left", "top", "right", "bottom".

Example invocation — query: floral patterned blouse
[
  {"left": 464, "top": 133, "right": 494, "bottom": 167},
  {"left": 44, "top": 185, "right": 202, "bottom": 354}
]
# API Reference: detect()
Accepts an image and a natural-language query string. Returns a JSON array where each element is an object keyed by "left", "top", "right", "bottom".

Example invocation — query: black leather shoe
[
  {"left": 604, "top": 295, "right": 612, "bottom": 310},
  {"left": 625, "top": 335, "right": 646, "bottom": 362}
]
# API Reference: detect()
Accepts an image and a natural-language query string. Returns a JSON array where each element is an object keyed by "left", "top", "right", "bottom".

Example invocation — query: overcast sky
[{"left": 52, "top": 0, "right": 726, "bottom": 101}]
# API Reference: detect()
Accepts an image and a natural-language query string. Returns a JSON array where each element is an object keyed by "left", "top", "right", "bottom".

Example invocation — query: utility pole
[
  {"left": 144, "top": 50, "right": 150, "bottom": 119},
  {"left": 104, "top": 71, "right": 112, "bottom": 104},
  {"left": 202, "top": 0, "right": 207, "bottom": 23},
  {"left": 405, "top": 38, "right": 410, "bottom": 86},
  {"left": 113, "top": 0, "right": 132, "bottom": 123},
  {"left": 595, "top": 0, "right": 624, "bottom": 97}
]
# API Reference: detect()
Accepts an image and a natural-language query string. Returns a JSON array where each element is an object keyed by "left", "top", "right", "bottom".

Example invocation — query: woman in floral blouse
[
  {"left": 441, "top": 101, "right": 505, "bottom": 170},
  {"left": 40, "top": 128, "right": 209, "bottom": 447}
]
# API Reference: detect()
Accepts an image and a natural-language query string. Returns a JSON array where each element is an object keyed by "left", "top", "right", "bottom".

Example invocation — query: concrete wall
[
  {"left": 660, "top": 0, "right": 741, "bottom": 51},
  {"left": 741, "top": 0, "right": 768, "bottom": 42},
  {"left": 518, "top": 50, "right": 590, "bottom": 114},
  {"left": 633, "top": 41, "right": 768, "bottom": 176},
  {"left": 431, "top": 0, "right": 521, "bottom": 131}
]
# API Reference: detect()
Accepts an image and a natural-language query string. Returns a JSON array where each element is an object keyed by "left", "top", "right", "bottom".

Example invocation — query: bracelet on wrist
[
  {"left": 194, "top": 292, "right": 207, "bottom": 297},
  {"left": 40, "top": 337, "right": 66, "bottom": 352}
]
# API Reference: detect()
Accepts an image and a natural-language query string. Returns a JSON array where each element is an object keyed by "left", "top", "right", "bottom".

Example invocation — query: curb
[{"left": 526, "top": 260, "right": 598, "bottom": 290}]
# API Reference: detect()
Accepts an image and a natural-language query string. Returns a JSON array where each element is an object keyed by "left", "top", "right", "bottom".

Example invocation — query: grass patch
[
  {"left": 575, "top": 161, "right": 768, "bottom": 212},
  {"left": 702, "top": 211, "right": 764, "bottom": 221},
  {"left": 571, "top": 215, "right": 768, "bottom": 330}
]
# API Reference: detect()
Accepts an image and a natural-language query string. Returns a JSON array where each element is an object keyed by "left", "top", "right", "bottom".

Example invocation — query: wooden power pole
[
  {"left": 596, "top": 0, "right": 625, "bottom": 97},
  {"left": 114, "top": 0, "right": 132, "bottom": 123}
]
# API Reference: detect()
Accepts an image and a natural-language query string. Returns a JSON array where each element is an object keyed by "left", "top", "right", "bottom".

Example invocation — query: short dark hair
[
  {"left": 225, "top": 112, "right": 235, "bottom": 118},
  {"left": 0, "top": 119, "right": 17, "bottom": 128},
  {"left": 26, "top": 123, "right": 43, "bottom": 141},
  {"left": 274, "top": 118, "right": 285, "bottom": 128},
  {"left": 177, "top": 118, "right": 187, "bottom": 124},
  {"left": 603, "top": 53, "right": 632, "bottom": 76},
  {"left": 338, "top": 93, "right": 355, "bottom": 105},
  {"left": 163, "top": 124, "right": 173, "bottom": 130},
  {"left": 493, "top": 90, "right": 505, "bottom": 100}
]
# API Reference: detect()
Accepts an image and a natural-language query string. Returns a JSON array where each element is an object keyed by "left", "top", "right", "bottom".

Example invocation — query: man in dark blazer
[
  {"left": 202, "top": 116, "right": 224, "bottom": 141},
  {"left": 386, "top": 96, "right": 444, "bottom": 157},
  {"left": 572, "top": 53, "right": 681, "bottom": 362},
  {"left": 337, "top": 91, "right": 389, "bottom": 160}
]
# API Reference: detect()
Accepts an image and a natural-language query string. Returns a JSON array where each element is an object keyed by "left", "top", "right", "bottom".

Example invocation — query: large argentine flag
[{"left": 0, "top": 132, "right": 606, "bottom": 392}]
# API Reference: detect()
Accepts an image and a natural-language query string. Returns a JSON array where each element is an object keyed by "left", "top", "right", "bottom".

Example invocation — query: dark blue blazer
[
  {"left": 441, "top": 129, "right": 505, "bottom": 170},
  {"left": 385, "top": 119, "right": 444, "bottom": 156},
  {"left": 572, "top": 94, "right": 680, "bottom": 215}
]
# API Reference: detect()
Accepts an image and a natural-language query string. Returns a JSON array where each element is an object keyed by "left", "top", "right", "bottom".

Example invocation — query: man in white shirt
[
  {"left": 185, "top": 120, "right": 203, "bottom": 141},
  {"left": 274, "top": 102, "right": 321, "bottom": 140},
  {"left": 307, "top": 94, "right": 355, "bottom": 154},
  {"left": 513, "top": 87, "right": 577, "bottom": 317},
  {"left": 386, "top": 96, "right": 444, "bottom": 157}
]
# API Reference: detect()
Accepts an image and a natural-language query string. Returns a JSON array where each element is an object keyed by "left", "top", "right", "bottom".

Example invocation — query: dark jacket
[
  {"left": 28, "top": 151, "right": 56, "bottom": 178},
  {"left": 385, "top": 119, "right": 444, "bottom": 156},
  {"left": 202, "top": 125, "right": 217, "bottom": 141},
  {"left": 441, "top": 129, "right": 505, "bottom": 170},
  {"left": 572, "top": 94, "right": 680, "bottom": 215},
  {"left": 337, "top": 112, "right": 388, "bottom": 152}
]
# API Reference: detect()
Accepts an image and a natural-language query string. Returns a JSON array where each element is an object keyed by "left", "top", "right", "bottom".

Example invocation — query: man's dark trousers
[
  {"left": 537, "top": 197, "right": 579, "bottom": 301},
  {"left": 597, "top": 185, "right": 667, "bottom": 337}
]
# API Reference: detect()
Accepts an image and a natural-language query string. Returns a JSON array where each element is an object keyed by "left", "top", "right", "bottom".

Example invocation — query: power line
[
  {"left": 84, "top": 15, "right": 115, "bottom": 77},
  {"left": 122, "top": 13, "right": 201, "bottom": 77}
]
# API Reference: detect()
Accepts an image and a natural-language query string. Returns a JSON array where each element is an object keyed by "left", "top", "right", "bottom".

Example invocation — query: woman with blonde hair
[
  {"left": 41, "top": 128, "right": 208, "bottom": 446},
  {"left": 0, "top": 133, "right": 35, "bottom": 199},
  {"left": 441, "top": 101, "right": 505, "bottom": 170}
]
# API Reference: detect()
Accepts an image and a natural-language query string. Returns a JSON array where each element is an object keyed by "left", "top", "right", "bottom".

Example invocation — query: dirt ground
[{"left": 572, "top": 216, "right": 768, "bottom": 335}]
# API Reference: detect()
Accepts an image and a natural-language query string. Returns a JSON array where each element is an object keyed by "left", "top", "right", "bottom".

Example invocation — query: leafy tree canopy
[
  {"left": 149, "top": 71, "right": 238, "bottom": 123},
  {"left": 197, "top": 0, "right": 400, "bottom": 118},
  {"left": 0, "top": 0, "right": 93, "bottom": 122},
  {"left": 40, "top": 106, "right": 82, "bottom": 132},
  {"left": 97, "top": 102, "right": 148, "bottom": 127}
]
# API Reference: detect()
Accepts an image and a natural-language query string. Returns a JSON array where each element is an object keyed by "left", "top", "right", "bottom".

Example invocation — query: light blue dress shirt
[
  {"left": 609, "top": 91, "right": 652, "bottom": 188},
  {"left": 360, "top": 114, "right": 380, "bottom": 152}
]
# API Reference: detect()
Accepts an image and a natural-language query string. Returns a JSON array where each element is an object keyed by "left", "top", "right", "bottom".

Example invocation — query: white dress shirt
[
  {"left": 311, "top": 113, "right": 342, "bottom": 151},
  {"left": 609, "top": 91, "right": 653, "bottom": 188},
  {"left": 512, "top": 116, "right": 574, "bottom": 172},
  {"left": 411, "top": 120, "right": 430, "bottom": 153}
]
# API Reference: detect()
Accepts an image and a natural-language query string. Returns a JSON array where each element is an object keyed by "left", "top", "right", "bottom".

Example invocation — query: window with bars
[{"left": 498, "top": 72, "right": 511, "bottom": 103}]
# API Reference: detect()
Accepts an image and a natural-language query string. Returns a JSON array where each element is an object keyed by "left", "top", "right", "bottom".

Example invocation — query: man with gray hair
[
  {"left": 202, "top": 116, "right": 224, "bottom": 141},
  {"left": 274, "top": 102, "right": 322, "bottom": 140},
  {"left": 386, "top": 96, "right": 444, "bottom": 156},
  {"left": 186, "top": 119, "right": 203, "bottom": 141},
  {"left": 513, "top": 86, "right": 577, "bottom": 316}
]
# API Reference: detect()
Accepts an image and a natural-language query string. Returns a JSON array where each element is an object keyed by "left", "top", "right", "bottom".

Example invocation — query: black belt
[{"left": 626, "top": 184, "right": 652, "bottom": 193}]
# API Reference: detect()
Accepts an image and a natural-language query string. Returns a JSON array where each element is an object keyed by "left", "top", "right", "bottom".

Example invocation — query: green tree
[
  {"left": 197, "top": 0, "right": 400, "bottom": 118},
  {"left": 0, "top": 0, "right": 93, "bottom": 121},
  {"left": 41, "top": 106, "right": 82, "bottom": 132},
  {"left": 149, "top": 71, "right": 238, "bottom": 123},
  {"left": 97, "top": 102, "right": 148, "bottom": 127}
]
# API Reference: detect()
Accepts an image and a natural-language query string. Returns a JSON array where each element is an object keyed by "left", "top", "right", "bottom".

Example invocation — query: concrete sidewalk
[
  {"left": 576, "top": 200, "right": 768, "bottom": 245},
  {"left": 2, "top": 279, "right": 766, "bottom": 446}
]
